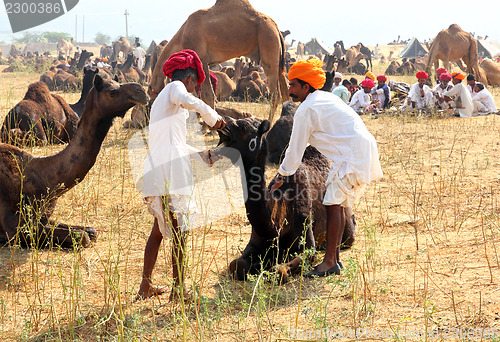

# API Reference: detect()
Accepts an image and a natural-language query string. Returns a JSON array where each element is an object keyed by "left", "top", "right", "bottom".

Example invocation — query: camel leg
[
  {"left": 264, "top": 67, "right": 280, "bottom": 124},
  {"left": 276, "top": 226, "right": 316, "bottom": 283},
  {"left": 200, "top": 63, "right": 215, "bottom": 109}
]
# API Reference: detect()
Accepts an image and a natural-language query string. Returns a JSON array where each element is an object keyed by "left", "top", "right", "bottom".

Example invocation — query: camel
[
  {"left": 333, "top": 43, "right": 342, "bottom": 60},
  {"left": 100, "top": 43, "right": 113, "bottom": 59},
  {"left": 384, "top": 60, "right": 401, "bottom": 75},
  {"left": 357, "top": 42, "right": 372, "bottom": 71},
  {"left": 151, "top": 40, "right": 168, "bottom": 73},
  {"left": 116, "top": 53, "right": 147, "bottom": 84},
  {"left": 0, "top": 75, "right": 148, "bottom": 248},
  {"left": 111, "top": 37, "right": 133, "bottom": 61},
  {"left": 216, "top": 117, "right": 356, "bottom": 282},
  {"left": 1, "top": 81, "right": 79, "bottom": 146},
  {"left": 149, "top": 0, "right": 289, "bottom": 123},
  {"left": 347, "top": 53, "right": 367, "bottom": 73},
  {"left": 266, "top": 100, "right": 297, "bottom": 164},
  {"left": 388, "top": 51, "right": 395, "bottom": 61},
  {"left": 480, "top": 59, "right": 500, "bottom": 85},
  {"left": 425, "top": 24, "right": 485, "bottom": 83},
  {"left": 296, "top": 41, "right": 305, "bottom": 58},
  {"left": 57, "top": 38, "right": 74, "bottom": 59},
  {"left": 211, "top": 70, "right": 236, "bottom": 101},
  {"left": 70, "top": 67, "right": 100, "bottom": 117}
]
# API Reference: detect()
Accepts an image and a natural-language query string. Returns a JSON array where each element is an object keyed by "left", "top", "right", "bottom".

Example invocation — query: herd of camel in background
[{"left": 1, "top": 0, "right": 500, "bottom": 282}]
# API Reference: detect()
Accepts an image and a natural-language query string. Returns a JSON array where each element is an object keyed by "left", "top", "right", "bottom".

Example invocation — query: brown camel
[
  {"left": 384, "top": 60, "right": 401, "bottom": 75},
  {"left": 150, "top": 40, "right": 168, "bottom": 73},
  {"left": 211, "top": 70, "right": 236, "bottom": 101},
  {"left": 347, "top": 53, "right": 367, "bottom": 70},
  {"left": 57, "top": 38, "right": 74, "bottom": 59},
  {"left": 296, "top": 41, "right": 305, "bottom": 58},
  {"left": 111, "top": 37, "right": 133, "bottom": 61},
  {"left": 216, "top": 117, "right": 356, "bottom": 282},
  {"left": 149, "top": 0, "right": 288, "bottom": 123},
  {"left": 116, "top": 53, "right": 147, "bottom": 84},
  {"left": 480, "top": 59, "right": 500, "bottom": 85},
  {"left": 1, "top": 81, "right": 79, "bottom": 146},
  {"left": 100, "top": 43, "right": 113, "bottom": 59},
  {"left": 425, "top": 24, "right": 485, "bottom": 83},
  {"left": 0, "top": 75, "right": 148, "bottom": 248}
]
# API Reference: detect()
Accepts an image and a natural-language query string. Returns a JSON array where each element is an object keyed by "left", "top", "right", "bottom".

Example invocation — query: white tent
[{"left": 477, "top": 39, "right": 500, "bottom": 59}]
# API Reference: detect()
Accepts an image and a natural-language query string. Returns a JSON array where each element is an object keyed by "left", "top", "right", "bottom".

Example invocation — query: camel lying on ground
[
  {"left": 149, "top": 0, "right": 288, "bottom": 123},
  {"left": 1, "top": 81, "right": 79, "bottom": 146},
  {"left": 480, "top": 59, "right": 500, "bottom": 86},
  {"left": 216, "top": 117, "right": 356, "bottom": 282},
  {"left": 0, "top": 75, "right": 148, "bottom": 248}
]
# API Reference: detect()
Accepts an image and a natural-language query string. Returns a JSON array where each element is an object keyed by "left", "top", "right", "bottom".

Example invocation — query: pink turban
[
  {"left": 416, "top": 71, "right": 429, "bottom": 80},
  {"left": 361, "top": 79, "right": 375, "bottom": 88},
  {"left": 439, "top": 72, "right": 452, "bottom": 81},
  {"left": 162, "top": 49, "right": 206, "bottom": 84}
]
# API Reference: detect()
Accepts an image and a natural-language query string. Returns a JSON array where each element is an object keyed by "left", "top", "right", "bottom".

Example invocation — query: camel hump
[
  {"left": 447, "top": 24, "right": 463, "bottom": 34},
  {"left": 23, "top": 81, "right": 51, "bottom": 101}
]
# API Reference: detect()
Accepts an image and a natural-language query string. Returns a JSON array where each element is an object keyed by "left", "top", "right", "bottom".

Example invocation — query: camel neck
[
  {"left": 244, "top": 159, "right": 278, "bottom": 239},
  {"left": 38, "top": 92, "right": 113, "bottom": 194}
]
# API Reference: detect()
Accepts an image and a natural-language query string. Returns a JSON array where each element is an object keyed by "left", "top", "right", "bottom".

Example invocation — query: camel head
[
  {"left": 216, "top": 116, "right": 270, "bottom": 166},
  {"left": 87, "top": 74, "right": 149, "bottom": 120}
]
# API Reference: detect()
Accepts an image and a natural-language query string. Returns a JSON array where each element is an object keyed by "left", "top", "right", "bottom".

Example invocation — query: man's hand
[
  {"left": 199, "top": 149, "right": 222, "bottom": 167},
  {"left": 210, "top": 117, "right": 226, "bottom": 130}
]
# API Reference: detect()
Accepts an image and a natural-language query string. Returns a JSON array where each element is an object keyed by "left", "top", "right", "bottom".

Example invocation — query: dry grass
[{"left": 0, "top": 53, "right": 500, "bottom": 341}]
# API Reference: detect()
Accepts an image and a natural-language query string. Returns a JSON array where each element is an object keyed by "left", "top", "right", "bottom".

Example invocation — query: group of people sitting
[{"left": 330, "top": 69, "right": 497, "bottom": 117}]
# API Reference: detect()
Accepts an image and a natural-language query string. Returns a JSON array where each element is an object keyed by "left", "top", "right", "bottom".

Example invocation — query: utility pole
[
  {"left": 75, "top": 15, "right": 78, "bottom": 42},
  {"left": 124, "top": 10, "right": 129, "bottom": 39},
  {"left": 82, "top": 15, "right": 85, "bottom": 42}
]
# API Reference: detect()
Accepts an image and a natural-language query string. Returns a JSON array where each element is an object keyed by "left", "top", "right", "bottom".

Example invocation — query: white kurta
[
  {"left": 432, "top": 83, "right": 453, "bottom": 109},
  {"left": 443, "top": 83, "right": 473, "bottom": 117},
  {"left": 472, "top": 88, "right": 497, "bottom": 115},
  {"left": 134, "top": 46, "right": 146, "bottom": 69},
  {"left": 408, "top": 83, "right": 433, "bottom": 109},
  {"left": 349, "top": 89, "right": 371, "bottom": 112},
  {"left": 142, "top": 81, "right": 220, "bottom": 198},
  {"left": 279, "top": 90, "right": 383, "bottom": 187}
]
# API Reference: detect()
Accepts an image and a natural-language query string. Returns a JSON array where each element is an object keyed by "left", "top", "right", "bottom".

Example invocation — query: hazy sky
[{"left": 0, "top": 0, "right": 498, "bottom": 48}]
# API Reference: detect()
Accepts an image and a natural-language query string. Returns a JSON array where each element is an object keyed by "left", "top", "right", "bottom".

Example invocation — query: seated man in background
[
  {"left": 331, "top": 72, "right": 343, "bottom": 91},
  {"left": 405, "top": 71, "right": 434, "bottom": 111},
  {"left": 371, "top": 75, "right": 391, "bottom": 109},
  {"left": 443, "top": 72, "right": 473, "bottom": 117},
  {"left": 472, "top": 82, "right": 497, "bottom": 115},
  {"left": 332, "top": 79, "right": 351, "bottom": 104},
  {"left": 466, "top": 74, "right": 477, "bottom": 97},
  {"left": 432, "top": 72, "right": 453, "bottom": 110},
  {"left": 350, "top": 79, "right": 378, "bottom": 114}
]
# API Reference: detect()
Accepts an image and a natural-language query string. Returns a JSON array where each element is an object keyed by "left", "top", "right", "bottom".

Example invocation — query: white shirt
[
  {"left": 349, "top": 89, "right": 371, "bottom": 111},
  {"left": 472, "top": 88, "right": 497, "bottom": 114},
  {"left": 142, "top": 81, "right": 221, "bottom": 197},
  {"left": 444, "top": 83, "right": 473, "bottom": 117},
  {"left": 279, "top": 90, "right": 383, "bottom": 185},
  {"left": 134, "top": 46, "right": 146, "bottom": 69},
  {"left": 408, "top": 83, "right": 432, "bottom": 102},
  {"left": 432, "top": 83, "right": 452, "bottom": 97},
  {"left": 467, "top": 84, "right": 477, "bottom": 97}
]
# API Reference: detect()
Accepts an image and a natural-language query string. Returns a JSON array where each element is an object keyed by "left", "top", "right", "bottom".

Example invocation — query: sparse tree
[{"left": 95, "top": 32, "right": 111, "bottom": 45}]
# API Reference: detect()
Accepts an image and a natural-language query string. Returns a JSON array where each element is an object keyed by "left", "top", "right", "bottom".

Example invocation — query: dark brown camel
[
  {"left": 69, "top": 66, "right": 100, "bottom": 117},
  {"left": 0, "top": 75, "right": 148, "bottom": 248},
  {"left": 357, "top": 42, "right": 372, "bottom": 71},
  {"left": 116, "top": 53, "right": 146, "bottom": 84},
  {"left": 149, "top": 0, "right": 288, "bottom": 123},
  {"left": 1, "top": 82, "right": 79, "bottom": 146},
  {"left": 216, "top": 117, "right": 356, "bottom": 282}
]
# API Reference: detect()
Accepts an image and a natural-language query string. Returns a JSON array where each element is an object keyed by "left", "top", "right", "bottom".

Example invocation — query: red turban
[
  {"left": 436, "top": 67, "right": 447, "bottom": 75},
  {"left": 162, "top": 49, "right": 205, "bottom": 84},
  {"left": 439, "top": 72, "right": 452, "bottom": 81},
  {"left": 361, "top": 79, "right": 375, "bottom": 88},
  {"left": 416, "top": 71, "right": 429, "bottom": 79},
  {"left": 288, "top": 58, "right": 326, "bottom": 89},
  {"left": 452, "top": 72, "right": 465, "bottom": 80},
  {"left": 377, "top": 75, "right": 387, "bottom": 82}
]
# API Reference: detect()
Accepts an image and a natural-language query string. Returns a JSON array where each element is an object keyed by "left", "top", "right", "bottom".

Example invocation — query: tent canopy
[
  {"left": 304, "top": 38, "right": 333, "bottom": 55},
  {"left": 477, "top": 39, "right": 500, "bottom": 59},
  {"left": 398, "top": 37, "right": 428, "bottom": 58}
]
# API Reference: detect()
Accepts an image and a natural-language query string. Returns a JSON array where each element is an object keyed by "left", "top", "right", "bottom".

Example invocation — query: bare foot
[{"left": 134, "top": 285, "right": 169, "bottom": 302}]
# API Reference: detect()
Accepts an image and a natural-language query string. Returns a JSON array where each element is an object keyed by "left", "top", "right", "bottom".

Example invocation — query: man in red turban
[
  {"left": 432, "top": 72, "right": 453, "bottom": 109},
  {"left": 270, "top": 58, "right": 383, "bottom": 278},
  {"left": 137, "top": 49, "right": 225, "bottom": 301},
  {"left": 372, "top": 75, "right": 391, "bottom": 109},
  {"left": 405, "top": 70, "right": 433, "bottom": 111}
]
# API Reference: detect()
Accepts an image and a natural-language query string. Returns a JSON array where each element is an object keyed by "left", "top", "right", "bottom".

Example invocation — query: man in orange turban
[
  {"left": 270, "top": 58, "right": 383, "bottom": 278},
  {"left": 442, "top": 72, "right": 473, "bottom": 117}
]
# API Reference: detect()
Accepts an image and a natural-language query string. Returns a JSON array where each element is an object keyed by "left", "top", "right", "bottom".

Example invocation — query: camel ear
[
  {"left": 113, "top": 75, "right": 119, "bottom": 82},
  {"left": 258, "top": 120, "right": 270, "bottom": 135},
  {"left": 94, "top": 74, "right": 104, "bottom": 92}
]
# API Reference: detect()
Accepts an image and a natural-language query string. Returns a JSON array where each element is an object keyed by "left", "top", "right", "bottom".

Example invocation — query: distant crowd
[{"left": 329, "top": 69, "right": 497, "bottom": 117}]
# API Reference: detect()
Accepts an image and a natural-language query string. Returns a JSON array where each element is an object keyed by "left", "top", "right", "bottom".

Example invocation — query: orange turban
[
  {"left": 452, "top": 72, "right": 465, "bottom": 80},
  {"left": 365, "top": 71, "right": 376, "bottom": 81},
  {"left": 288, "top": 58, "right": 326, "bottom": 89}
]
